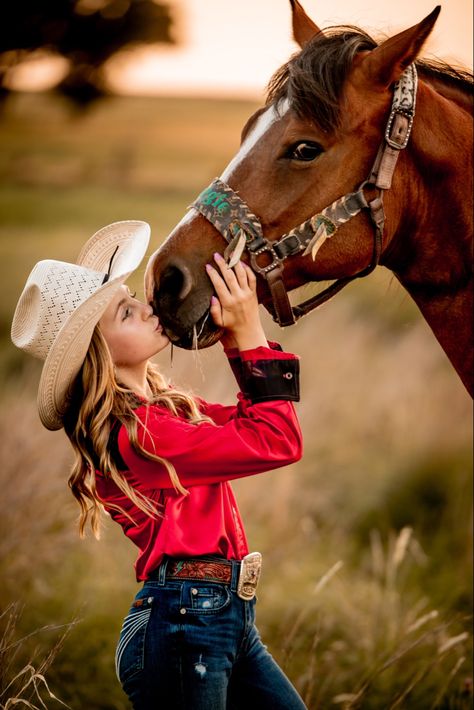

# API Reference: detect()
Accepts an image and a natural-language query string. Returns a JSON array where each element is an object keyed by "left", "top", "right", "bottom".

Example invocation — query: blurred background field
[{"left": 0, "top": 91, "right": 472, "bottom": 709}]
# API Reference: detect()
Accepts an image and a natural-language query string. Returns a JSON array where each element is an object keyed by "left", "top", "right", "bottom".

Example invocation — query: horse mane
[
  {"left": 416, "top": 58, "right": 473, "bottom": 92},
  {"left": 266, "top": 26, "right": 474, "bottom": 133}
]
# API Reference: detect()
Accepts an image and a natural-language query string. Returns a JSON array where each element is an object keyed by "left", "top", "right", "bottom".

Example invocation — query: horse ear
[
  {"left": 358, "top": 6, "right": 441, "bottom": 87},
  {"left": 290, "top": 0, "right": 321, "bottom": 48}
]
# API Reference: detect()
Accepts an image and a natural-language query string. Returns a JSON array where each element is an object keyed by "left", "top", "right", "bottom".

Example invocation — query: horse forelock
[
  {"left": 266, "top": 26, "right": 377, "bottom": 133},
  {"left": 266, "top": 26, "right": 474, "bottom": 132}
]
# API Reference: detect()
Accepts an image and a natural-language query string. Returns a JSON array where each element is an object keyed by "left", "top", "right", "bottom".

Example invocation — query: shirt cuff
[
  {"left": 240, "top": 357, "right": 300, "bottom": 403},
  {"left": 225, "top": 342, "right": 299, "bottom": 399}
]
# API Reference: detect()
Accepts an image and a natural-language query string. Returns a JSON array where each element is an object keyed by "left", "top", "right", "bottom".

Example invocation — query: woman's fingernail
[
  {"left": 214, "top": 252, "right": 222, "bottom": 260},
  {"left": 210, "top": 295, "right": 218, "bottom": 305},
  {"left": 205, "top": 263, "right": 212, "bottom": 271}
]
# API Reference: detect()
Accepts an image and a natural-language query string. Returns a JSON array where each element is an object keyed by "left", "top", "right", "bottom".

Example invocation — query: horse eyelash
[{"left": 284, "top": 141, "right": 324, "bottom": 161}]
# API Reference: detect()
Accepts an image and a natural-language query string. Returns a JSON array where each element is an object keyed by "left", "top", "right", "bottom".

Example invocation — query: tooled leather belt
[
  {"left": 163, "top": 553, "right": 262, "bottom": 601},
  {"left": 166, "top": 558, "right": 233, "bottom": 584}
]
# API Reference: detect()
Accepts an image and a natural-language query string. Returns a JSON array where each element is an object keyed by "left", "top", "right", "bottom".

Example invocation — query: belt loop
[
  {"left": 230, "top": 560, "right": 240, "bottom": 593},
  {"left": 156, "top": 558, "right": 168, "bottom": 586}
]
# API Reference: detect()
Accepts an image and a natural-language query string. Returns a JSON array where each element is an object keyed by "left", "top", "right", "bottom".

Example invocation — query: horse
[{"left": 145, "top": 1, "right": 473, "bottom": 396}]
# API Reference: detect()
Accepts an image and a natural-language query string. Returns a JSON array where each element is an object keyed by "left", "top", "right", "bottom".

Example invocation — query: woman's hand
[{"left": 206, "top": 253, "right": 268, "bottom": 351}]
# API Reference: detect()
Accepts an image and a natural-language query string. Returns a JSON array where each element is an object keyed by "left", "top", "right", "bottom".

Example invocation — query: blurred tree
[{"left": 0, "top": 0, "right": 175, "bottom": 107}]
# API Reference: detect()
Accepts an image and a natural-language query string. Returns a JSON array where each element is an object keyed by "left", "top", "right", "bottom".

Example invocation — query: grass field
[{"left": 0, "top": 91, "right": 472, "bottom": 709}]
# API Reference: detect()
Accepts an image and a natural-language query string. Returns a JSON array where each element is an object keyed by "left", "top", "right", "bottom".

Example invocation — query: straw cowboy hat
[{"left": 11, "top": 220, "right": 150, "bottom": 431}]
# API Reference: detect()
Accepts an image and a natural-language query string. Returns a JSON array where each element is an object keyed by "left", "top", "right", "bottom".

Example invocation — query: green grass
[{"left": 0, "top": 92, "right": 472, "bottom": 709}]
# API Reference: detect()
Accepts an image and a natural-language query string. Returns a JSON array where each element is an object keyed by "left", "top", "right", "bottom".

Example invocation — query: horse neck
[
  {"left": 395, "top": 270, "right": 473, "bottom": 395},
  {"left": 382, "top": 77, "right": 473, "bottom": 395}
]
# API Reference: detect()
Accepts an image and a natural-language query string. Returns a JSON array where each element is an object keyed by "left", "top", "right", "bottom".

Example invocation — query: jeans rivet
[
  {"left": 191, "top": 588, "right": 198, "bottom": 595},
  {"left": 180, "top": 608, "right": 187, "bottom": 615}
]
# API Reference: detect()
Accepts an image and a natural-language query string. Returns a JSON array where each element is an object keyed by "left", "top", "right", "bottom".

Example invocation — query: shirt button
[
  {"left": 180, "top": 608, "right": 187, "bottom": 615},
  {"left": 283, "top": 372, "right": 293, "bottom": 380},
  {"left": 191, "top": 588, "right": 198, "bottom": 595}
]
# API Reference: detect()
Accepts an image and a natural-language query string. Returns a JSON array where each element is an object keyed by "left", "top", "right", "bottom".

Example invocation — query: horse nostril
[{"left": 160, "top": 263, "right": 193, "bottom": 302}]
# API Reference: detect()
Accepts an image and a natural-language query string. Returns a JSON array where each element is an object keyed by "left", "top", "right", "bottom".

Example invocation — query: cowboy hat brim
[{"left": 37, "top": 220, "right": 150, "bottom": 429}]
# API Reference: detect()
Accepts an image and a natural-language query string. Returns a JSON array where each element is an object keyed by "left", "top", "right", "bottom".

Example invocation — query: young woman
[{"left": 11, "top": 220, "right": 306, "bottom": 710}]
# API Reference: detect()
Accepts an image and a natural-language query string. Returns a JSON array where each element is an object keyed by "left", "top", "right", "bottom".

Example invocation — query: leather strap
[{"left": 265, "top": 266, "right": 295, "bottom": 327}]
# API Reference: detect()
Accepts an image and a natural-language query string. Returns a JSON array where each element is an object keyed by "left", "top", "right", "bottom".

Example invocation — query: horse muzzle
[
  {"left": 160, "top": 306, "right": 223, "bottom": 350},
  {"left": 146, "top": 254, "right": 223, "bottom": 349}
]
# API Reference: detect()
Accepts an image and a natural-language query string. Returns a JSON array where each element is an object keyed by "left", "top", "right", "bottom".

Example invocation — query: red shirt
[{"left": 96, "top": 346, "right": 302, "bottom": 581}]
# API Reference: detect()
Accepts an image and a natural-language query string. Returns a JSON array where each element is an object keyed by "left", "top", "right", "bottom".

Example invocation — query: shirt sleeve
[
  {"left": 181, "top": 343, "right": 299, "bottom": 426},
  {"left": 118, "top": 396, "right": 303, "bottom": 491},
  {"left": 196, "top": 398, "right": 238, "bottom": 426}
]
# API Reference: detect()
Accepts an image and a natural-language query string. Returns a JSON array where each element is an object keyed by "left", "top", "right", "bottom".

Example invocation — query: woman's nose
[{"left": 142, "top": 303, "right": 154, "bottom": 319}]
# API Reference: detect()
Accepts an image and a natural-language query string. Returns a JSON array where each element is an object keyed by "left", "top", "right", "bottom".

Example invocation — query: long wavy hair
[{"left": 63, "top": 327, "right": 212, "bottom": 538}]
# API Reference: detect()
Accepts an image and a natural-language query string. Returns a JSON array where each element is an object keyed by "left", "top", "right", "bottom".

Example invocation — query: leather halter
[{"left": 191, "top": 64, "right": 418, "bottom": 327}]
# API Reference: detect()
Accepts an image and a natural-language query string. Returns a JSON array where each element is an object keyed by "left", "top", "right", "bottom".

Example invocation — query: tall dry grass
[
  {"left": 0, "top": 602, "right": 75, "bottom": 710},
  {"left": 276, "top": 528, "right": 471, "bottom": 709}
]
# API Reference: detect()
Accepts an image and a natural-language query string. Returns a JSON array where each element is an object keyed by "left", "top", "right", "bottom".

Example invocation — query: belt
[{"left": 155, "top": 552, "right": 262, "bottom": 601}]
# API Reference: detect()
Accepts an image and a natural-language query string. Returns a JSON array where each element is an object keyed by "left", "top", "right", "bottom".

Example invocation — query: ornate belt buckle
[{"left": 237, "top": 552, "right": 262, "bottom": 601}]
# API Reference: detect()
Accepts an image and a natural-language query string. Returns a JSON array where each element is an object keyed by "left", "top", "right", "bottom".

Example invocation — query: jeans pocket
[
  {"left": 115, "top": 595, "right": 154, "bottom": 684},
  {"left": 183, "top": 583, "right": 231, "bottom": 615}
]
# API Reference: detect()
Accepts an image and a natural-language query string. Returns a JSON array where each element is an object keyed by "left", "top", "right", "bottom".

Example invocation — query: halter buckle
[
  {"left": 385, "top": 109, "right": 414, "bottom": 150},
  {"left": 384, "top": 63, "right": 417, "bottom": 150},
  {"left": 249, "top": 242, "right": 283, "bottom": 275}
]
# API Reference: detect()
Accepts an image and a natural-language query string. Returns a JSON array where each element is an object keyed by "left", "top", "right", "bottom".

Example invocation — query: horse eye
[{"left": 287, "top": 141, "right": 323, "bottom": 162}]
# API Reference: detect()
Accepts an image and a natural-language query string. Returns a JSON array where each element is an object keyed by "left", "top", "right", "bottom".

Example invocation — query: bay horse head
[{"left": 146, "top": 1, "right": 473, "bottom": 394}]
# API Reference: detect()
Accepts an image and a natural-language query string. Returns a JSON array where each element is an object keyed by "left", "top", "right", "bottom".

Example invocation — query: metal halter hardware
[{"left": 191, "top": 64, "right": 418, "bottom": 327}]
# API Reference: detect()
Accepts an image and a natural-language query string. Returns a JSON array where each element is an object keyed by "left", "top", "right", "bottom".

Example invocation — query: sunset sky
[
  {"left": 10, "top": 0, "right": 473, "bottom": 99},
  {"left": 108, "top": 0, "right": 473, "bottom": 98}
]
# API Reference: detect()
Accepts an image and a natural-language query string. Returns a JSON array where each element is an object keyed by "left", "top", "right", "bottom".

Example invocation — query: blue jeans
[{"left": 116, "top": 559, "right": 307, "bottom": 709}]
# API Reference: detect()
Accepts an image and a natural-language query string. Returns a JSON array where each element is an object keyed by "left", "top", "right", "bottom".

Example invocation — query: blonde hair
[{"left": 63, "top": 327, "right": 211, "bottom": 538}]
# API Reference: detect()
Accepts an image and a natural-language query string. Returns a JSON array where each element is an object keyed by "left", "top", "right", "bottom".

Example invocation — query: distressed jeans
[{"left": 116, "top": 559, "right": 307, "bottom": 709}]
